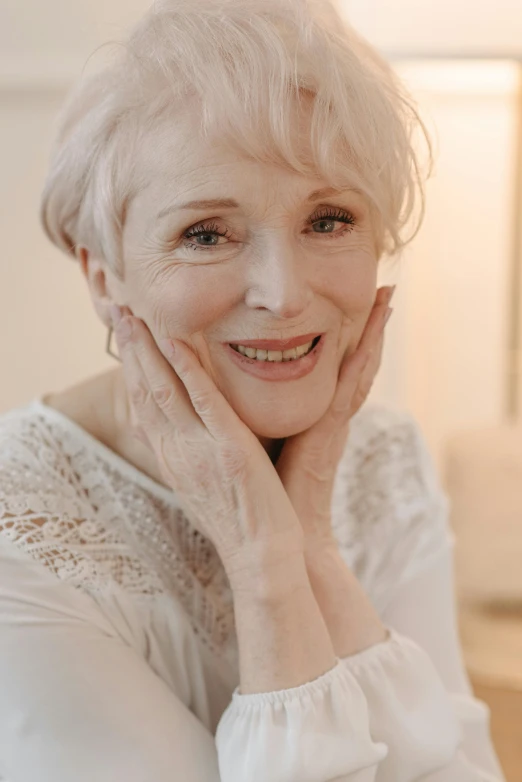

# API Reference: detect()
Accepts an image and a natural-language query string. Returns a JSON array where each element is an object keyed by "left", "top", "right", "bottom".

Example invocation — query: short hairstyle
[{"left": 40, "top": 0, "right": 433, "bottom": 279}]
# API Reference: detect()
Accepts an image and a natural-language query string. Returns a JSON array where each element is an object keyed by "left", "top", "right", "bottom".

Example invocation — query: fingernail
[
  {"left": 384, "top": 307, "right": 393, "bottom": 326},
  {"left": 160, "top": 339, "right": 177, "bottom": 360},
  {"left": 388, "top": 285, "right": 397, "bottom": 304}
]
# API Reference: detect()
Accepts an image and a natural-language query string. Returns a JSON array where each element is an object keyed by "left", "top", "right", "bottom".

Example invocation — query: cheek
[
  {"left": 148, "top": 267, "right": 240, "bottom": 335},
  {"left": 325, "top": 256, "right": 377, "bottom": 317},
  {"left": 325, "top": 258, "right": 376, "bottom": 354}
]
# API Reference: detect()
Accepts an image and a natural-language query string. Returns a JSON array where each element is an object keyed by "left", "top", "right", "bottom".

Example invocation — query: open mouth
[{"left": 230, "top": 335, "right": 322, "bottom": 362}]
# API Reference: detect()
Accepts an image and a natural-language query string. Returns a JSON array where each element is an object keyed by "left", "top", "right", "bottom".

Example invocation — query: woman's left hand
[{"left": 274, "top": 285, "right": 396, "bottom": 556}]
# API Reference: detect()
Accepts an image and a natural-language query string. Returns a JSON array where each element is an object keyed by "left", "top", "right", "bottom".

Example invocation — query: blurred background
[{"left": 1, "top": 0, "right": 521, "bottom": 776}]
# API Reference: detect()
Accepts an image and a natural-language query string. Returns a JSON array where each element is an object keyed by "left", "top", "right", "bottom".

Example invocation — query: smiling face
[{"left": 95, "top": 108, "right": 379, "bottom": 442}]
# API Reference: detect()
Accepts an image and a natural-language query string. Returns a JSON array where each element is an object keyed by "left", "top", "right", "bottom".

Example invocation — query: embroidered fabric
[{"left": 0, "top": 398, "right": 454, "bottom": 671}]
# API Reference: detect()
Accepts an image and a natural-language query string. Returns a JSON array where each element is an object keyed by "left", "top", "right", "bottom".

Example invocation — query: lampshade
[{"left": 342, "top": 0, "right": 522, "bottom": 59}]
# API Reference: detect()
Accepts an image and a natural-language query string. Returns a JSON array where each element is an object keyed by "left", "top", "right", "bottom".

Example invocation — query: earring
[{"left": 106, "top": 327, "right": 122, "bottom": 363}]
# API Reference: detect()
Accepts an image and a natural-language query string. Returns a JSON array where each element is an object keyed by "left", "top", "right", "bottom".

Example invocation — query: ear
[{"left": 76, "top": 246, "right": 119, "bottom": 328}]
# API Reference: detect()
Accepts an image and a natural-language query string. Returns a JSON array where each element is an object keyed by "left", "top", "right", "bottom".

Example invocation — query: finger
[
  {"left": 318, "top": 289, "right": 393, "bottom": 426},
  {"left": 335, "top": 299, "right": 388, "bottom": 391},
  {"left": 160, "top": 338, "right": 248, "bottom": 444},
  {"left": 121, "top": 317, "right": 202, "bottom": 439},
  {"left": 332, "top": 304, "right": 391, "bottom": 421},
  {"left": 356, "top": 297, "right": 391, "bottom": 359},
  {"left": 118, "top": 313, "right": 247, "bottom": 446},
  {"left": 114, "top": 319, "right": 172, "bottom": 443},
  {"left": 359, "top": 331, "right": 385, "bottom": 392},
  {"left": 376, "top": 285, "right": 394, "bottom": 307},
  {"left": 338, "top": 288, "right": 391, "bottom": 375},
  {"left": 350, "top": 315, "right": 390, "bottom": 414},
  {"left": 362, "top": 305, "right": 390, "bottom": 381}
]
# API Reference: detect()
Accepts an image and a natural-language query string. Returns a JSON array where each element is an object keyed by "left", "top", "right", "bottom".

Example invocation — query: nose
[{"left": 244, "top": 236, "right": 314, "bottom": 319}]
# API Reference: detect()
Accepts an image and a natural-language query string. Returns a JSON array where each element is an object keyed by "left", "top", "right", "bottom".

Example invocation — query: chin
[
  {"left": 218, "top": 365, "right": 339, "bottom": 439},
  {"left": 250, "top": 422, "right": 309, "bottom": 439},
  {"left": 237, "top": 400, "right": 331, "bottom": 440}
]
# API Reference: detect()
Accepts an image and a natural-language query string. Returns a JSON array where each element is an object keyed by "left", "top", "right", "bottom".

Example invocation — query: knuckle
[
  {"left": 191, "top": 390, "right": 213, "bottom": 416},
  {"left": 152, "top": 383, "right": 175, "bottom": 408},
  {"left": 130, "top": 382, "right": 150, "bottom": 408}
]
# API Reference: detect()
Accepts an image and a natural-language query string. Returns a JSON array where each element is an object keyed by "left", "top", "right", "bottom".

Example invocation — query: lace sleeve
[
  {"left": 0, "top": 410, "right": 163, "bottom": 596},
  {"left": 334, "top": 405, "right": 456, "bottom": 615},
  {"left": 381, "top": 548, "right": 506, "bottom": 780}
]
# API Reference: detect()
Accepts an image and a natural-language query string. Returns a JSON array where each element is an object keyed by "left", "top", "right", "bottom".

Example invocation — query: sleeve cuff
[
  {"left": 215, "top": 657, "right": 388, "bottom": 782},
  {"left": 339, "top": 626, "right": 464, "bottom": 780},
  {"left": 215, "top": 629, "right": 467, "bottom": 782}
]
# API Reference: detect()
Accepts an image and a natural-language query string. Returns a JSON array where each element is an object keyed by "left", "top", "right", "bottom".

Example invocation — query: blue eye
[
  {"left": 307, "top": 207, "right": 356, "bottom": 235},
  {"left": 182, "top": 221, "right": 231, "bottom": 251},
  {"left": 180, "top": 206, "right": 357, "bottom": 252}
]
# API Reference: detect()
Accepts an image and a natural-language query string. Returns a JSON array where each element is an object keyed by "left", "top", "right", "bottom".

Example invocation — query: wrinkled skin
[{"left": 80, "top": 105, "right": 393, "bottom": 559}]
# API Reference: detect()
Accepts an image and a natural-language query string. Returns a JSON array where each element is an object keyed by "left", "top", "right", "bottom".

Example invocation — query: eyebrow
[{"left": 156, "top": 186, "right": 359, "bottom": 220}]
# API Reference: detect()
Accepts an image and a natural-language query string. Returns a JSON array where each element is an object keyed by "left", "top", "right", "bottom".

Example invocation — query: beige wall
[
  {"left": 389, "top": 61, "right": 518, "bottom": 464},
  {"left": 0, "top": 2, "right": 520, "bottom": 476},
  {"left": 344, "top": 0, "right": 522, "bottom": 55}
]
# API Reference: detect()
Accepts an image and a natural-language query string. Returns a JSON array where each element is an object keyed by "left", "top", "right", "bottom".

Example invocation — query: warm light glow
[
  {"left": 394, "top": 60, "right": 520, "bottom": 96},
  {"left": 341, "top": 0, "right": 522, "bottom": 59}
]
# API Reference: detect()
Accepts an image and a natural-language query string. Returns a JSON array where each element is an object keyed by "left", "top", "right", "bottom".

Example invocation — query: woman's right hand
[{"left": 110, "top": 305, "right": 305, "bottom": 583}]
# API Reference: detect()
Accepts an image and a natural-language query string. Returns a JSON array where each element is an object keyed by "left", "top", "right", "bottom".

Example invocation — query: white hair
[{"left": 40, "top": 0, "right": 433, "bottom": 278}]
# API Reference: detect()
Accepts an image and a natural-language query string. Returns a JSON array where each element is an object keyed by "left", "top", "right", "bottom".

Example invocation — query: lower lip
[{"left": 224, "top": 336, "right": 325, "bottom": 381}]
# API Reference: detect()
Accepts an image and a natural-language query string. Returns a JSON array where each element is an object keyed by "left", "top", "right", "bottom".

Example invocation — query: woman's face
[{"left": 102, "top": 114, "right": 378, "bottom": 441}]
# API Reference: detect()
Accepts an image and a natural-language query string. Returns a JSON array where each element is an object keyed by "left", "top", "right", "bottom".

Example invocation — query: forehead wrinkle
[
  {"left": 155, "top": 181, "right": 363, "bottom": 222},
  {"left": 133, "top": 126, "right": 367, "bottom": 225},
  {"left": 131, "top": 109, "right": 369, "bottom": 227}
]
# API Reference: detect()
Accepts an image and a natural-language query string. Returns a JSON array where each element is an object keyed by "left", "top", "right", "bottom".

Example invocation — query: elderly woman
[{"left": 0, "top": 1, "right": 505, "bottom": 780}]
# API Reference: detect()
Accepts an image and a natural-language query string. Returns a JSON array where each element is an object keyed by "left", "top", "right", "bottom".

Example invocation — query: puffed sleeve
[
  {"left": 0, "top": 537, "right": 222, "bottom": 782},
  {"left": 332, "top": 409, "right": 506, "bottom": 781},
  {"left": 216, "top": 545, "right": 504, "bottom": 774},
  {"left": 339, "top": 623, "right": 504, "bottom": 781},
  {"left": 0, "top": 531, "right": 457, "bottom": 782},
  {"left": 216, "top": 627, "right": 465, "bottom": 782},
  {"left": 378, "top": 546, "right": 506, "bottom": 780},
  {"left": 215, "top": 653, "right": 389, "bottom": 781},
  {"left": 213, "top": 410, "right": 506, "bottom": 782}
]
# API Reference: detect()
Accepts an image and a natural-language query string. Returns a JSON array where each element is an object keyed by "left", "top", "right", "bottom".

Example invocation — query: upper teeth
[{"left": 233, "top": 340, "right": 315, "bottom": 362}]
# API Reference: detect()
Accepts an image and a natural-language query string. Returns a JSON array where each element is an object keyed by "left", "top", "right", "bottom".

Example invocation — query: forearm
[
  {"left": 226, "top": 531, "right": 337, "bottom": 695},
  {"left": 304, "top": 544, "right": 389, "bottom": 659}
]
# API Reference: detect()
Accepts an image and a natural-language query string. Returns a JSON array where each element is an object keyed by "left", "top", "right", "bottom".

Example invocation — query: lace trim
[
  {"left": 0, "top": 408, "right": 237, "bottom": 667},
  {"left": 332, "top": 405, "right": 453, "bottom": 608},
  {"left": 0, "top": 399, "right": 451, "bottom": 666}
]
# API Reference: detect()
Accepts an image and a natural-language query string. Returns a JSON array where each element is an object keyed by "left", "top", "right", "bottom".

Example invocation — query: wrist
[
  {"left": 304, "top": 543, "right": 389, "bottom": 656},
  {"left": 303, "top": 533, "right": 340, "bottom": 565},
  {"left": 224, "top": 530, "right": 309, "bottom": 602}
]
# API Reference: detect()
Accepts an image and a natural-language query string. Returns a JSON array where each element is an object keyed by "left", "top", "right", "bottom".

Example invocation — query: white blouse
[{"left": 0, "top": 397, "right": 506, "bottom": 782}]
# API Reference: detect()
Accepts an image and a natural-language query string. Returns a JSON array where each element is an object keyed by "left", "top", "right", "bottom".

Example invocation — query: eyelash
[{"left": 181, "top": 207, "right": 356, "bottom": 252}]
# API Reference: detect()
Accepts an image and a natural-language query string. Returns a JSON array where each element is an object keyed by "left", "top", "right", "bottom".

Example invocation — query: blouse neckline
[{"left": 27, "top": 397, "right": 183, "bottom": 510}]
